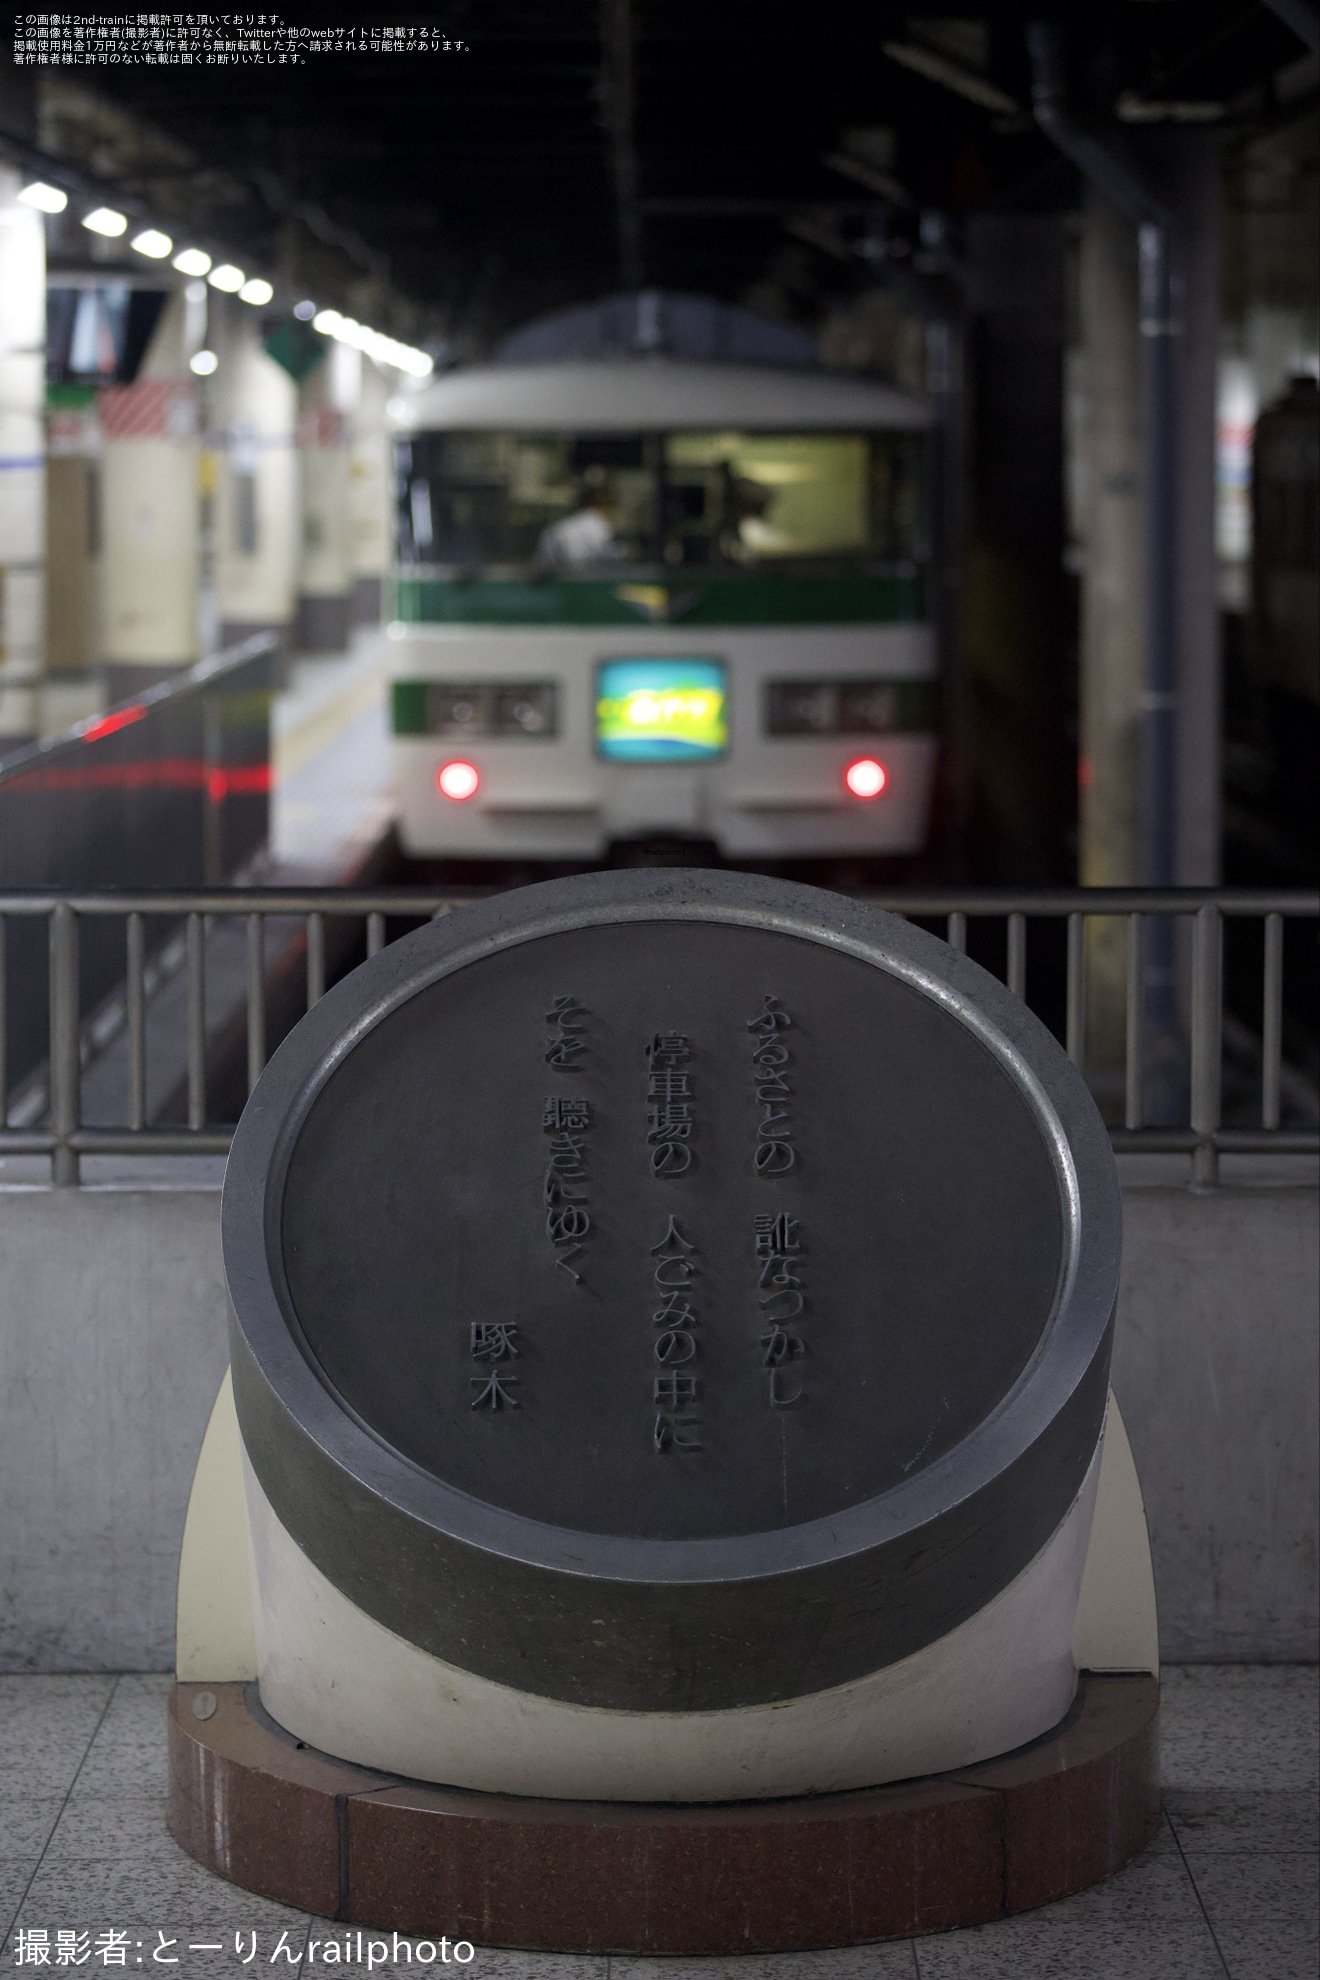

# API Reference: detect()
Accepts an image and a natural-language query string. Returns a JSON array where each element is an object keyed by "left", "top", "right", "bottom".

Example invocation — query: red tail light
[
  {"left": 844, "top": 757, "right": 887, "bottom": 799},
  {"left": 437, "top": 759, "right": 480, "bottom": 801}
]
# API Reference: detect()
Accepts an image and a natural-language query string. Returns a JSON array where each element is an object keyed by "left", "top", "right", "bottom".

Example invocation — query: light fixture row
[
  {"left": 19, "top": 181, "right": 274, "bottom": 307},
  {"left": 311, "top": 308, "right": 433, "bottom": 378},
  {"left": 18, "top": 178, "right": 431, "bottom": 375}
]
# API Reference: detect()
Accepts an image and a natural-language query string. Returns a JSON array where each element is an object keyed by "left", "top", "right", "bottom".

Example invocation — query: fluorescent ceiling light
[
  {"left": 173, "top": 247, "right": 212, "bottom": 276},
  {"left": 189, "top": 349, "right": 219, "bottom": 376},
  {"left": 238, "top": 277, "right": 274, "bottom": 306},
  {"left": 19, "top": 181, "right": 68, "bottom": 214},
  {"left": 131, "top": 228, "right": 173, "bottom": 259},
  {"left": 208, "top": 264, "right": 245, "bottom": 293},
  {"left": 310, "top": 304, "right": 431, "bottom": 375},
  {"left": 881, "top": 40, "right": 1018, "bottom": 114},
  {"left": 82, "top": 206, "right": 129, "bottom": 238}
]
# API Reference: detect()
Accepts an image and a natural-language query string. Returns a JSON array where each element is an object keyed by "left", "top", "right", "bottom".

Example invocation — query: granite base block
[{"left": 167, "top": 1673, "right": 1160, "bottom": 1955}]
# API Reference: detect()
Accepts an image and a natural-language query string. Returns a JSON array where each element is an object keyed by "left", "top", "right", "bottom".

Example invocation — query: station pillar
[
  {"left": 214, "top": 301, "right": 299, "bottom": 662},
  {"left": 295, "top": 342, "right": 355, "bottom": 653},
  {"left": 1074, "top": 187, "right": 1146, "bottom": 1070},
  {"left": 0, "top": 165, "right": 47, "bottom": 751},
  {"left": 347, "top": 356, "right": 392, "bottom": 628},
  {"left": 44, "top": 389, "right": 102, "bottom": 679},
  {"left": 100, "top": 292, "right": 201, "bottom": 702}
]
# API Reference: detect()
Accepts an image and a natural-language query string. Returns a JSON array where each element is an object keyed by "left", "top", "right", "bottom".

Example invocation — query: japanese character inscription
[
  {"left": 650, "top": 1215, "right": 702, "bottom": 1453},
  {"left": 497, "top": 988, "right": 815, "bottom": 1445},
  {"left": 646, "top": 1031, "right": 694, "bottom": 1175},
  {"left": 543, "top": 1094, "right": 594, "bottom": 1284},
  {"left": 469, "top": 1322, "right": 521, "bottom": 1411},
  {"left": 755, "top": 1212, "right": 807, "bottom": 1408},
  {"left": 544, "top": 993, "right": 587, "bottom": 1068},
  {"left": 542, "top": 995, "right": 594, "bottom": 1286},
  {"left": 746, "top": 995, "right": 797, "bottom": 1174}
]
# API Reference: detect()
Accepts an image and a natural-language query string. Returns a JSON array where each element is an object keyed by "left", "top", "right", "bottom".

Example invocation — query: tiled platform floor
[{"left": 3, "top": 1667, "right": 1315, "bottom": 1978}]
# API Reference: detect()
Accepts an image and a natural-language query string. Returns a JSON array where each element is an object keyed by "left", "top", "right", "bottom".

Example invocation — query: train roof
[{"left": 389, "top": 358, "right": 934, "bottom": 433}]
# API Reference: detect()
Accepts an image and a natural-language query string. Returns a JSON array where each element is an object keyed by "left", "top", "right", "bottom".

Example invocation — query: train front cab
[{"left": 384, "top": 362, "right": 938, "bottom": 862}]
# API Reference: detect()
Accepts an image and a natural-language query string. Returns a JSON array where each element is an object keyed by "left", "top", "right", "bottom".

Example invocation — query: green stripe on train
[
  {"left": 391, "top": 677, "right": 939, "bottom": 737},
  {"left": 391, "top": 571, "right": 926, "bottom": 628}
]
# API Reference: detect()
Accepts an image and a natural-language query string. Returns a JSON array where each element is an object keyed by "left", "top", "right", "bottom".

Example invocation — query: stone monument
[{"left": 170, "top": 870, "right": 1160, "bottom": 1952}]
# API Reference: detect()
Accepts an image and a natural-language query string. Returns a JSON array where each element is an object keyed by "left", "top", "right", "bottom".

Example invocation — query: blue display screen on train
[{"left": 596, "top": 659, "right": 728, "bottom": 762}]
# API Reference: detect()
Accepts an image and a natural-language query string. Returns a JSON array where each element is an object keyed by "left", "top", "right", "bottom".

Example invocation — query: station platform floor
[
  {"left": 265, "top": 637, "right": 394, "bottom": 884},
  {"left": 2, "top": 1666, "right": 1315, "bottom": 1979}
]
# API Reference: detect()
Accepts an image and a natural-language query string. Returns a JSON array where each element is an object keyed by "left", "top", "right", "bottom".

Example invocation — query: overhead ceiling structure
[{"left": 0, "top": 1, "right": 1315, "bottom": 354}]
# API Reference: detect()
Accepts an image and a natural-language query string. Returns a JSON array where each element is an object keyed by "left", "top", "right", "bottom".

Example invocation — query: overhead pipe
[
  {"left": 1027, "top": 22, "right": 1178, "bottom": 891},
  {"left": 600, "top": 0, "right": 643, "bottom": 291},
  {"left": 1260, "top": 0, "right": 1320, "bottom": 54}
]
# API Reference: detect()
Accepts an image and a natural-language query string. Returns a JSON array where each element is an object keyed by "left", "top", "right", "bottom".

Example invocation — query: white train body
[{"left": 383, "top": 357, "right": 938, "bottom": 861}]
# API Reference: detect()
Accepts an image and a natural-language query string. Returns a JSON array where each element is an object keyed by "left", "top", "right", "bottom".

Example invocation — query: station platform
[
  {"left": 2, "top": 1665, "right": 1314, "bottom": 1977},
  {"left": 264, "top": 635, "right": 395, "bottom": 886}
]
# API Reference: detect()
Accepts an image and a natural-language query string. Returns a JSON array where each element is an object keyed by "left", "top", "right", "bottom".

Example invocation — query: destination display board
[{"left": 224, "top": 871, "right": 1120, "bottom": 1711}]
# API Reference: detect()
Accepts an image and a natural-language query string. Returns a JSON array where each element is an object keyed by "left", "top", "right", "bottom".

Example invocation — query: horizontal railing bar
[
  {"left": 1214, "top": 1129, "right": 1319, "bottom": 1152},
  {"left": 2, "top": 883, "right": 1312, "bottom": 1186},
  {"left": 0, "top": 887, "right": 1314, "bottom": 918},
  {"left": 4, "top": 1126, "right": 1307, "bottom": 1162},
  {"left": 69, "top": 1129, "right": 234, "bottom": 1154},
  {"left": 0, "top": 892, "right": 481, "bottom": 916},
  {"left": 858, "top": 890, "right": 1320, "bottom": 917},
  {"left": 1109, "top": 1128, "right": 1319, "bottom": 1153}
]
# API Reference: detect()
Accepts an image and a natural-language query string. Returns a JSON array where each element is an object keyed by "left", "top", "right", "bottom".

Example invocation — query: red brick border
[{"left": 168, "top": 1672, "right": 1159, "bottom": 1954}]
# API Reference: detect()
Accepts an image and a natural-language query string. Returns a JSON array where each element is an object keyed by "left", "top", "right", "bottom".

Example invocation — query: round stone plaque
[{"left": 223, "top": 870, "right": 1120, "bottom": 1711}]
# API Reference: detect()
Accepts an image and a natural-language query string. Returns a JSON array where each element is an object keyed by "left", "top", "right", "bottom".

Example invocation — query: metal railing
[{"left": 0, "top": 885, "right": 1315, "bottom": 1187}]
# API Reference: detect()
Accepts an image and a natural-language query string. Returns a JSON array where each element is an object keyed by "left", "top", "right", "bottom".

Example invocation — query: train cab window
[
  {"left": 664, "top": 434, "right": 869, "bottom": 565},
  {"left": 394, "top": 429, "right": 928, "bottom": 574},
  {"left": 396, "top": 432, "right": 657, "bottom": 569}
]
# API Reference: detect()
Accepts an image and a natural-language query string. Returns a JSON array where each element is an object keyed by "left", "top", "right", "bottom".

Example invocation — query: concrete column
[
  {"left": 100, "top": 292, "right": 201, "bottom": 700},
  {"left": 0, "top": 165, "right": 47, "bottom": 749},
  {"left": 295, "top": 342, "right": 356, "bottom": 653},
  {"left": 1076, "top": 187, "right": 1145, "bottom": 898},
  {"left": 347, "top": 357, "right": 393, "bottom": 627},
  {"left": 963, "top": 213, "right": 1072, "bottom": 882},
  {"left": 44, "top": 389, "right": 102, "bottom": 677},
  {"left": 1165, "top": 133, "right": 1223, "bottom": 887},
  {"left": 214, "top": 301, "right": 299, "bottom": 654}
]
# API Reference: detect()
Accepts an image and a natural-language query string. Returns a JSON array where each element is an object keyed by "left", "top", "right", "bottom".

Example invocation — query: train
[{"left": 381, "top": 347, "right": 938, "bottom": 862}]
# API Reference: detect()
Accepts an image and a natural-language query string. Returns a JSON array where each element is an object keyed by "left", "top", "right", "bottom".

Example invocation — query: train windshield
[{"left": 395, "top": 430, "right": 927, "bottom": 574}]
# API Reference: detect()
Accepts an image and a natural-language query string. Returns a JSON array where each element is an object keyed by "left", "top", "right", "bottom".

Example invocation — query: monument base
[{"left": 168, "top": 1671, "right": 1159, "bottom": 1955}]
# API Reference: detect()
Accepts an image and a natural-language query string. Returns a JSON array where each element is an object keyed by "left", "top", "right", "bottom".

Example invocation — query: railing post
[
  {"left": 1006, "top": 912, "right": 1027, "bottom": 1000},
  {"left": 307, "top": 911, "right": 325, "bottom": 1006},
  {"left": 49, "top": 902, "right": 81, "bottom": 1185},
  {"left": 1190, "top": 902, "right": 1222, "bottom": 1187},
  {"left": 247, "top": 912, "right": 266, "bottom": 1094},
  {"left": 0, "top": 913, "right": 7, "bottom": 1128},
  {"left": 1262, "top": 912, "right": 1283, "bottom": 1131},
  {"left": 126, "top": 912, "right": 146, "bottom": 1132},
  {"left": 1065, "top": 912, "right": 1086, "bottom": 1068},
  {"left": 1124, "top": 913, "right": 1144, "bottom": 1130},
  {"left": 186, "top": 912, "right": 206, "bottom": 1132}
]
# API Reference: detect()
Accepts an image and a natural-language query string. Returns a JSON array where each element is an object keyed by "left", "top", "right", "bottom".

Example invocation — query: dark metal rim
[{"left": 222, "top": 867, "right": 1121, "bottom": 1587}]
